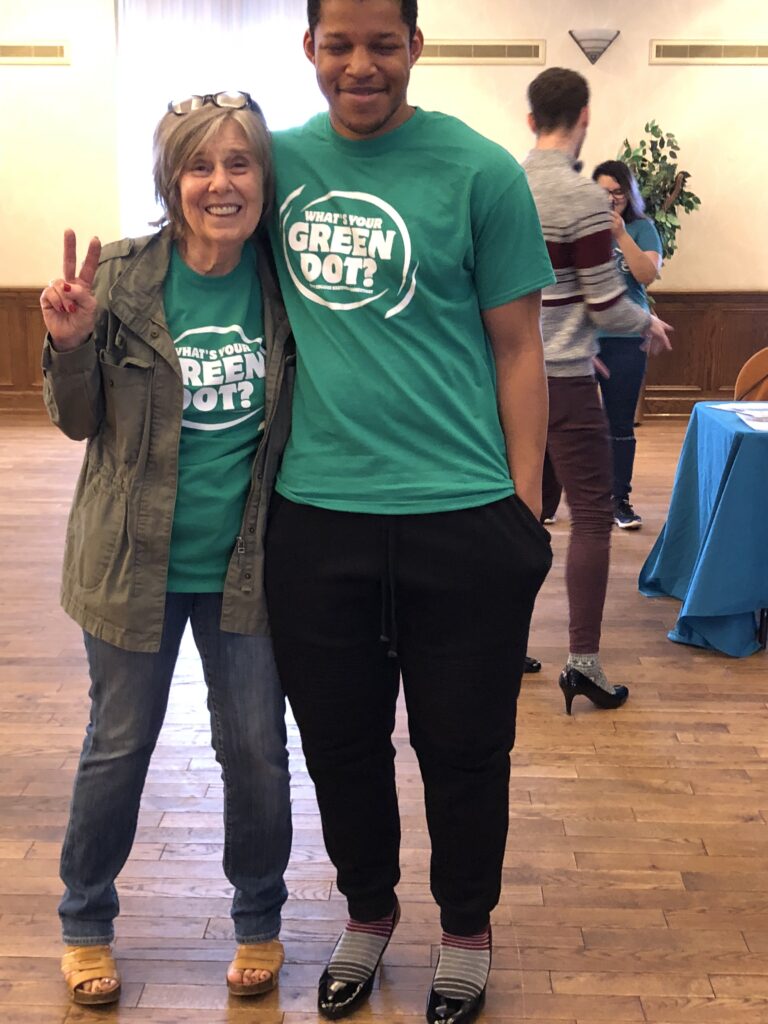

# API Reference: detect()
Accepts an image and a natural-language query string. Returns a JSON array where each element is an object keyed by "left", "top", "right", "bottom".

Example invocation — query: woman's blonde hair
[{"left": 152, "top": 103, "right": 273, "bottom": 238}]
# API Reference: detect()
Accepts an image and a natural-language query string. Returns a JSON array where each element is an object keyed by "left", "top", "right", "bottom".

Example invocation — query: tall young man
[
  {"left": 265, "top": 3, "right": 554, "bottom": 1020},
  {"left": 523, "top": 68, "right": 672, "bottom": 714}
]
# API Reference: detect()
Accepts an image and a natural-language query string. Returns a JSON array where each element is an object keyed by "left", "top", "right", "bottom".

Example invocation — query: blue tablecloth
[{"left": 639, "top": 402, "right": 768, "bottom": 657}]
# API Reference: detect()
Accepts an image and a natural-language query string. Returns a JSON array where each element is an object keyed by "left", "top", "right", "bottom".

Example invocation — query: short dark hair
[
  {"left": 592, "top": 160, "right": 646, "bottom": 223},
  {"left": 307, "top": 0, "right": 418, "bottom": 39},
  {"left": 527, "top": 67, "right": 589, "bottom": 133}
]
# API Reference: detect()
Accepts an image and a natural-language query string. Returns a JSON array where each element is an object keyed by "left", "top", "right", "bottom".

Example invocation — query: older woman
[{"left": 40, "top": 92, "right": 294, "bottom": 1006}]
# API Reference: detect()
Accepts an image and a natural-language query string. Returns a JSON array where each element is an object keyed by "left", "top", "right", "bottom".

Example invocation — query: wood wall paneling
[
  {"left": 711, "top": 305, "right": 768, "bottom": 394},
  {"left": 1, "top": 288, "right": 767, "bottom": 415},
  {"left": 647, "top": 291, "right": 768, "bottom": 416},
  {"left": 24, "top": 298, "right": 45, "bottom": 391},
  {"left": 0, "top": 301, "right": 16, "bottom": 387},
  {"left": 0, "top": 289, "right": 45, "bottom": 411}
]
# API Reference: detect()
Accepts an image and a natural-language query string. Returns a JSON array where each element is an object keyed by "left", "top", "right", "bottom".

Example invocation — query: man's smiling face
[{"left": 305, "top": 0, "right": 423, "bottom": 141}]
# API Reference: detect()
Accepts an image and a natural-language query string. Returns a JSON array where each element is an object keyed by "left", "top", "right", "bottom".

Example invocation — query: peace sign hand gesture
[{"left": 40, "top": 230, "right": 102, "bottom": 351}]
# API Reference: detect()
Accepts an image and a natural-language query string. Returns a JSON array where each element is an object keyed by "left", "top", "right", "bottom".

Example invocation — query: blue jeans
[
  {"left": 597, "top": 336, "right": 648, "bottom": 501},
  {"left": 59, "top": 593, "right": 291, "bottom": 946}
]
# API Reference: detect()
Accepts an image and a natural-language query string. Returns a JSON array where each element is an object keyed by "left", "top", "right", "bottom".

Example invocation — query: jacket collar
[
  {"left": 108, "top": 227, "right": 179, "bottom": 373},
  {"left": 107, "top": 227, "right": 288, "bottom": 375}
]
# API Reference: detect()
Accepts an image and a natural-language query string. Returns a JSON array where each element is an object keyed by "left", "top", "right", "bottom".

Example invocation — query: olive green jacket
[{"left": 42, "top": 227, "right": 294, "bottom": 652}]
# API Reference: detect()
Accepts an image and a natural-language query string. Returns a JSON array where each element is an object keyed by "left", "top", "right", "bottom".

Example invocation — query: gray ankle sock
[
  {"left": 327, "top": 908, "right": 397, "bottom": 985},
  {"left": 433, "top": 929, "right": 491, "bottom": 1001},
  {"left": 567, "top": 653, "right": 614, "bottom": 693}
]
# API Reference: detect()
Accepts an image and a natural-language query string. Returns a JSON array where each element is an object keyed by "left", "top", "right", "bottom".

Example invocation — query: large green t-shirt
[
  {"left": 270, "top": 108, "right": 555, "bottom": 514},
  {"left": 164, "top": 244, "right": 266, "bottom": 591}
]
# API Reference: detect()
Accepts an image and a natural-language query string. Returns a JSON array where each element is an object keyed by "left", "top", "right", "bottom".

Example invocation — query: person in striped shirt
[{"left": 523, "top": 67, "right": 672, "bottom": 714}]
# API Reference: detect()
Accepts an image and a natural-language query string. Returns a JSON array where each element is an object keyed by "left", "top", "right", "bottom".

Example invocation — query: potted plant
[{"left": 618, "top": 121, "right": 701, "bottom": 260}]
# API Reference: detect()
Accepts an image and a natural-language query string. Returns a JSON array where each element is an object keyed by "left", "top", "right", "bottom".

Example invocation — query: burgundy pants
[{"left": 543, "top": 376, "right": 613, "bottom": 653}]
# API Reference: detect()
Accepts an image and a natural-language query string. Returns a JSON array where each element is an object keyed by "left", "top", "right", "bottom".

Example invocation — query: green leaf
[{"left": 618, "top": 121, "right": 700, "bottom": 262}]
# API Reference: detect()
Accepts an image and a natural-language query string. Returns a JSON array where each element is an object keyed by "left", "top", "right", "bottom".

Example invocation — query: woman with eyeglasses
[
  {"left": 40, "top": 92, "right": 293, "bottom": 1006},
  {"left": 592, "top": 160, "right": 663, "bottom": 530}
]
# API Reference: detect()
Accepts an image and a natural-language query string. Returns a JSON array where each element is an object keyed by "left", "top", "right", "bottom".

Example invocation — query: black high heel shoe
[
  {"left": 558, "top": 666, "right": 629, "bottom": 715},
  {"left": 317, "top": 901, "right": 400, "bottom": 1020},
  {"left": 426, "top": 928, "right": 491, "bottom": 1024}
]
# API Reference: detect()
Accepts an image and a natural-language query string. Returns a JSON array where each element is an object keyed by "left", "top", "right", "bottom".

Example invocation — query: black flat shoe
[
  {"left": 426, "top": 928, "right": 491, "bottom": 1024},
  {"left": 558, "top": 666, "right": 629, "bottom": 715},
  {"left": 318, "top": 901, "right": 400, "bottom": 1020},
  {"left": 524, "top": 655, "right": 542, "bottom": 674}
]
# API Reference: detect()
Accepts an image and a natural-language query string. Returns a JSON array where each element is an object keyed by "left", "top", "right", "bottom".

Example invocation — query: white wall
[
  {"left": 412, "top": 0, "right": 768, "bottom": 290},
  {"left": 0, "top": 0, "right": 120, "bottom": 287},
  {"left": 2, "top": 0, "right": 767, "bottom": 289}
]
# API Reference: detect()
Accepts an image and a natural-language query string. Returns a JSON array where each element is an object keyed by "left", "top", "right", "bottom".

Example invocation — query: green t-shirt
[
  {"left": 270, "top": 108, "right": 555, "bottom": 514},
  {"left": 598, "top": 217, "right": 663, "bottom": 338},
  {"left": 164, "top": 244, "right": 266, "bottom": 591}
]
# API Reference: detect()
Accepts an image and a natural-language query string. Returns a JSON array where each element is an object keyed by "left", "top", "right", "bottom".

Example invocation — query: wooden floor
[{"left": 1, "top": 412, "right": 767, "bottom": 1024}]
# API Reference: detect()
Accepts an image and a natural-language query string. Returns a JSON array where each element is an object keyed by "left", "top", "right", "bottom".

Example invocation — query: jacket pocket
[
  {"left": 100, "top": 354, "right": 153, "bottom": 463},
  {"left": 66, "top": 470, "right": 128, "bottom": 591}
]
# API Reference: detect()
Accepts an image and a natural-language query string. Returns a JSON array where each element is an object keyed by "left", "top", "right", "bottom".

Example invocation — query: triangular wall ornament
[{"left": 568, "top": 29, "right": 620, "bottom": 64}]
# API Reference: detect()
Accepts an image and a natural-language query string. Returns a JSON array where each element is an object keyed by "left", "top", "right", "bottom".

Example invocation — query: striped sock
[
  {"left": 327, "top": 908, "right": 397, "bottom": 985},
  {"left": 433, "top": 928, "right": 491, "bottom": 1001},
  {"left": 567, "top": 652, "right": 614, "bottom": 694}
]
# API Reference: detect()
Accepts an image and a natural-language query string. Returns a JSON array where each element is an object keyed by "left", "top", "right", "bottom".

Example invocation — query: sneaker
[
  {"left": 541, "top": 514, "right": 557, "bottom": 525},
  {"left": 613, "top": 498, "right": 642, "bottom": 530}
]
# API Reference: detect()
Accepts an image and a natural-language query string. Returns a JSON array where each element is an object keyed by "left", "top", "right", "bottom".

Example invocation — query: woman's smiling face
[{"left": 178, "top": 120, "right": 264, "bottom": 261}]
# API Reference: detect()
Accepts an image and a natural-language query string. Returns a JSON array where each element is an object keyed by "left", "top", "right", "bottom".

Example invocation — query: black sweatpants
[{"left": 264, "top": 493, "right": 552, "bottom": 934}]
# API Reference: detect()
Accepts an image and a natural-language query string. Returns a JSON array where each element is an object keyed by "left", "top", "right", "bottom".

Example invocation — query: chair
[{"left": 734, "top": 347, "right": 768, "bottom": 401}]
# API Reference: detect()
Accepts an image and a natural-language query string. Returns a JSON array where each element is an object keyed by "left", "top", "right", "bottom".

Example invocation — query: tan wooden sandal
[
  {"left": 227, "top": 938, "right": 285, "bottom": 996},
  {"left": 61, "top": 944, "right": 121, "bottom": 1005}
]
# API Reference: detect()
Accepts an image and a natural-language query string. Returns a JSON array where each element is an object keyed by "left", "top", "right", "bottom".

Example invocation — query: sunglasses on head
[{"left": 167, "top": 91, "right": 262, "bottom": 116}]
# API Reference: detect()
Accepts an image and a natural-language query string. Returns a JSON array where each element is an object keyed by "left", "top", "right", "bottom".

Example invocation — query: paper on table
[
  {"left": 737, "top": 414, "right": 768, "bottom": 431},
  {"left": 712, "top": 402, "right": 768, "bottom": 431}
]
